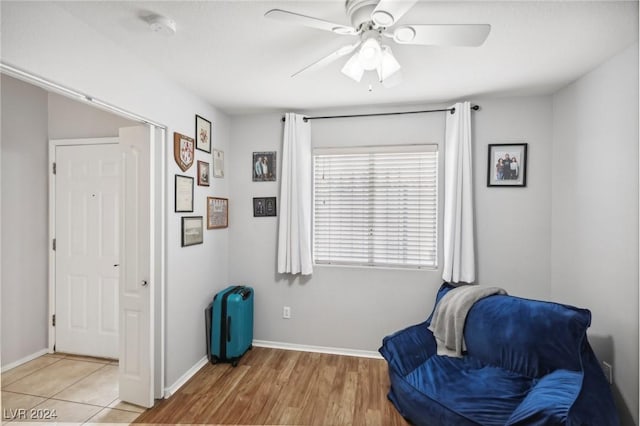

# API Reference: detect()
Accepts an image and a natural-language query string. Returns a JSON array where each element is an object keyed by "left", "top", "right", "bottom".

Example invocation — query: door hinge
[
  {"left": 52, "top": 314, "right": 56, "bottom": 327},
  {"left": 52, "top": 238, "right": 56, "bottom": 251},
  {"left": 52, "top": 162, "right": 56, "bottom": 175}
]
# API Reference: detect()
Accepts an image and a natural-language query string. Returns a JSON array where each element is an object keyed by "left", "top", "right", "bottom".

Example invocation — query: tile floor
[{"left": 1, "top": 353, "right": 145, "bottom": 424}]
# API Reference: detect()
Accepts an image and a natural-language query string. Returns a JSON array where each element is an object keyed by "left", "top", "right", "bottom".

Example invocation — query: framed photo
[
  {"left": 253, "top": 197, "right": 277, "bottom": 217},
  {"left": 195, "top": 115, "right": 212, "bottom": 153},
  {"left": 207, "top": 197, "right": 228, "bottom": 229},
  {"left": 213, "top": 149, "right": 224, "bottom": 178},
  {"left": 174, "top": 132, "right": 194, "bottom": 172},
  {"left": 487, "top": 143, "right": 528, "bottom": 187},
  {"left": 252, "top": 151, "right": 276, "bottom": 182},
  {"left": 181, "top": 216, "right": 203, "bottom": 247},
  {"left": 197, "top": 161, "right": 210, "bottom": 187},
  {"left": 175, "top": 175, "right": 194, "bottom": 212}
]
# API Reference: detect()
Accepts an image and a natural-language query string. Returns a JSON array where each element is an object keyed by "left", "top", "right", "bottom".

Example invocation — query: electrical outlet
[
  {"left": 283, "top": 306, "right": 291, "bottom": 319},
  {"left": 602, "top": 361, "right": 613, "bottom": 384}
]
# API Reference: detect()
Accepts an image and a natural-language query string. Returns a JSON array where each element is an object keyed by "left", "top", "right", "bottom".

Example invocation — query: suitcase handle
[{"left": 227, "top": 316, "right": 232, "bottom": 342}]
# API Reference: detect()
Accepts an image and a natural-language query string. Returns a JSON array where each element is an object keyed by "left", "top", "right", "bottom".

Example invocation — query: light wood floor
[{"left": 135, "top": 346, "right": 408, "bottom": 425}]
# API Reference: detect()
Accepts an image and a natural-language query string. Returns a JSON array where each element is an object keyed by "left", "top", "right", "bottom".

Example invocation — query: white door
[
  {"left": 55, "top": 142, "right": 120, "bottom": 359},
  {"left": 118, "top": 126, "right": 153, "bottom": 408}
]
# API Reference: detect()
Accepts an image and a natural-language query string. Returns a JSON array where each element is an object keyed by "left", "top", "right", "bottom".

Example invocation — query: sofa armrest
[
  {"left": 506, "top": 369, "right": 582, "bottom": 426},
  {"left": 379, "top": 321, "right": 436, "bottom": 377}
]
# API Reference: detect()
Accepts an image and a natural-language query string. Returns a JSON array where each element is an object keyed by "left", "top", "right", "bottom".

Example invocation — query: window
[{"left": 313, "top": 145, "right": 438, "bottom": 269}]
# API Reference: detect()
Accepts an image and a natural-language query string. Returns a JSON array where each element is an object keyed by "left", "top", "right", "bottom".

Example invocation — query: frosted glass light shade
[
  {"left": 376, "top": 46, "right": 401, "bottom": 81},
  {"left": 358, "top": 38, "right": 382, "bottom": 70},
  {"left": 341, "top": 53, "right": 365, "bottom": 82}
]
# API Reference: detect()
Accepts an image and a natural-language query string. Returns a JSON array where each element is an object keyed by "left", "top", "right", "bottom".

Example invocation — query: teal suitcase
[{"left": 210, "top": 285, "right": 253, "bottom": 366}]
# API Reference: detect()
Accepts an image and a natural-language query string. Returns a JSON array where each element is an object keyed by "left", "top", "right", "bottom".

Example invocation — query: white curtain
[
  {"left": 277, "top": 113, "right": 313, "bottom": 275},
  {"left": 442, "top": 102, "right": 476, "bottom": 283}
]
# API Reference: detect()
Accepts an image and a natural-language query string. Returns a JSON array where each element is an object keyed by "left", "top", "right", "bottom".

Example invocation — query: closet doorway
[{"left": 49, "top": 125, "right": 160, "bottom": 408}]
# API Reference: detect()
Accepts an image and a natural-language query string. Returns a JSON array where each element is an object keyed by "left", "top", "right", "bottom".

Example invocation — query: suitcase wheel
[
  {"left": 248, "top": 345, "right": 253, "bottom": 350},
  {"left": 211, "top": 356, "right": 219, "bottom": 365},
  {"left": 231, "top": 360, "right": 238, "bottom": 367}
]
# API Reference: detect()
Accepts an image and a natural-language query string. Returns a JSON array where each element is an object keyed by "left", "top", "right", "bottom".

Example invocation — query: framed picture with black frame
[
  {"left": 175, "top": 175, "right": 194, "bottom": 212},
  {"left": 487, "top": 143, "right": 528, "bottom": 187},
  {"left": 195, "top": 115, "right": 212, "bottom": 153},
  {"left": 252, "top": 151, "right": 276, "bottom": 182},
  {"left": 197, "top": 161, "right": 210, "bottom": 186},
  {"left": 181, "top": 216, "right": 203, "bottom": 247},
  {"left": 253, "top": 197, "right": 277, "bottom": 217}
]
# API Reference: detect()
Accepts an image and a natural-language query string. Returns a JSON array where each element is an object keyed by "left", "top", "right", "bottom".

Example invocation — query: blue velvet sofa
[{"left": 379, "top": 283, "right": 619, "bottom": 426}]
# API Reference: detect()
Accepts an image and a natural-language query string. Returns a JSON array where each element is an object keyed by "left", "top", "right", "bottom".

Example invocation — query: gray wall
[
  {"left": 0, "top": 76, "right": 137, "bottom": 368},
  {"left": 228, "top": 95, "right": 553, "bottom": 351},
  {"left": 1, "top": 1, "right": 232, "bottom": 388},
  {"left": 1, "top": 75, "right": 49, "bottom": 366},
  {"left": 551, "top": 43, "right": 639, "bottom": 425},
  {"left": 48, "top": 92, "right": 135, "bottom": 139}
]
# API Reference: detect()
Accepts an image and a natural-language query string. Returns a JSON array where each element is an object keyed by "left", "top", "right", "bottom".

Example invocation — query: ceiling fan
[{"left": 265, "top": 0, "right": 490, "bottom": 87}]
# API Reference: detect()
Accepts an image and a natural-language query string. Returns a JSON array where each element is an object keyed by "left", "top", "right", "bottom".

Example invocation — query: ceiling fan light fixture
[
  {"left": 393, "top": 26, "right": 416, "bottom": 43},
  {"left": 341, "top": 53, "right": 365, "bottom": 82},
  {"left": 358, "top": 37, "right": 382, "bottom": 70},
  {"left": 371, "top": 10, "right": 394, "bottom": 27},
  {"left": 377, "top": 45, "right": 401, "bottom": 81}
]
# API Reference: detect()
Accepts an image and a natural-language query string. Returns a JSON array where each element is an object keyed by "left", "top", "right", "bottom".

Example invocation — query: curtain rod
[{"left": 281, "top": 105, "right": 480, "bottom": 122}]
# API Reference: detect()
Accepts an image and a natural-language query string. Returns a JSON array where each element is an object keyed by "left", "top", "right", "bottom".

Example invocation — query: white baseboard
[
  {"left": 1, "top": 348, "right": 50, "bottom": 372},
  {"left": 252, "top": 340, "right": 383, "bottom": 359},
  {"left": 163, "top": 356, "right": 208, "bottom": 398}
]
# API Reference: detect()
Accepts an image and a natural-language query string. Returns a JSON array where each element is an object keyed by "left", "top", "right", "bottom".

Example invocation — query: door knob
[{"left": 142, "top": 280, "right": 148, "bottom": 287}]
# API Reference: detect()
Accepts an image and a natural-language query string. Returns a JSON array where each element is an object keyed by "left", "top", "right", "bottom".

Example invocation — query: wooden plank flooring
[{"left": 134, "top": 347, "right": 409, "bottom": 425}]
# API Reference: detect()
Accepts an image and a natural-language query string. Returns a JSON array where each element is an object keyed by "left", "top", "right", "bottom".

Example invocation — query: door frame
[{"left": 48, "top": 131, "right": 166, "bottom": 401}]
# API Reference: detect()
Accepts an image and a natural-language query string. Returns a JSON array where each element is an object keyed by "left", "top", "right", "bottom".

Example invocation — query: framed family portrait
[
  {"left": 252, "top": 151, "right": 276, "bottom": 182},
  {"left": 207, "top": 197, "right": 228, "bottom": 229},
  {"left": 197, "top": 161, "right": 210, "bottom": 186},
  {"left": 173, "top": 132, "right": 194, "bottom": 172},
  {"left": 181, "top": 216, "right": 203, "bottom": 247},
  {"left": 253, "top": 197, "right": 277, "bottom": 217},
  {"left": 487, "top": 143, "right": 528, "bottom": 187},
  {"left": 195, "top": 115, "right": 212, "bottom": 153},
  {"left": 175, "top": 175, "right": 194, "bottom": 212}
]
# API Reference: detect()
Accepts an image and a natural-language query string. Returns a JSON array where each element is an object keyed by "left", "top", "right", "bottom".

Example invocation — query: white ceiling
[{"left": 55, "top": 1, "right": 638, "bottom": 115}]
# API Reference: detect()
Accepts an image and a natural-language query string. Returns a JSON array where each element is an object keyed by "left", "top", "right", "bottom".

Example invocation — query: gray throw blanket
[{"left": 428, "top": 285, "right": 507, "bottom": 358}]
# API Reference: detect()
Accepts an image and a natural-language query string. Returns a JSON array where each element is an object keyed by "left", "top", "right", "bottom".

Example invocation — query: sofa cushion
[
  {"left": 464, "top": 295, "right": 591, "bottom": 378},
  {"left": 505, "top": 369, "right": 582, "bottom": 425},
  {"left": 405, "top": 355, "right": 535, "bottom": 426}
]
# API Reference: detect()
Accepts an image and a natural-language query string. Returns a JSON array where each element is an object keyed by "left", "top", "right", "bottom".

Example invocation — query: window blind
[{"left": 313, "top": 145, "right": 438, "bottom": 269}]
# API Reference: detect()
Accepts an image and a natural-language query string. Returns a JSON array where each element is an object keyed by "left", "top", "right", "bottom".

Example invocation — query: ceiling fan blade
[
  {"left": 371, "top": 0, "right": 418, "bottom": 27},
  {"left": 292, "top": 42, "right": 361, "bottom": 78},
  {"left": 392, "top": 24, "right": 491, "bottom": 46},
  {"left": 265, "top": 9, "right": 356, "bottom": 35}
]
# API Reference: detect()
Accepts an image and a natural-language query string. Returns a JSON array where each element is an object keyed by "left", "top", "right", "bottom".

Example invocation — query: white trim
[
  {"left": 147, "top": 125, "right": 156, "bottom": 403},
  {"left": 0, "top": 62, "right": 166, "bottom": 129},
  {"left": 314, "top": 144, "right": 438, "bottom": 155},
  {"left": 49, "top": 137, "right": 119, "bottom": 147},
  {"left": 1, "top": 349, "right": 49, "bottom": 373},
  {"left": 252, "top": 340, "right": 383, "bottom": 359},
  {"left": 48, "top": 137, "right": 119, "bottom": 353},
  {"left": 163, "top": 356, "right": 208, "bottom": 398},
  {"left": 156, "top": 127, "right": 167, "bottom": 399}
]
